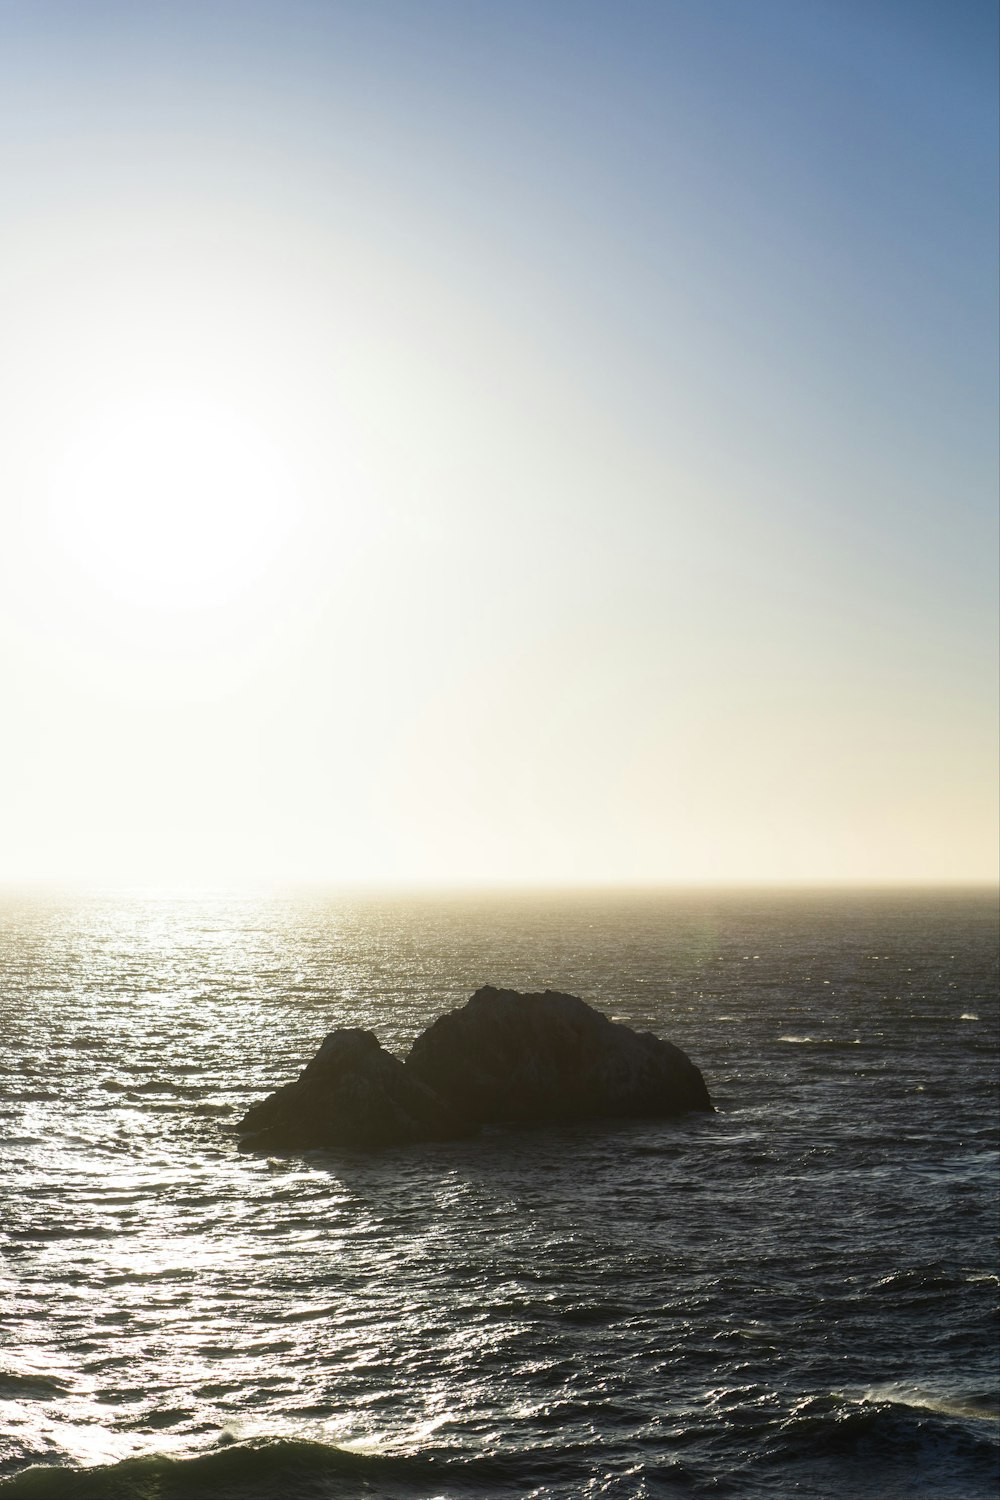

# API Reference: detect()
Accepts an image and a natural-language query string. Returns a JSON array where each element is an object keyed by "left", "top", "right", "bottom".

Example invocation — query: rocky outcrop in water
[
  {"left": 237, "top": 1028, "right": 472, "bottom": 1151},
  {"left": 237, "top": 988, "right": 712, "bottom": 1152},
  {"left": 408, "top": 986, "right": 713, "bottom": 1123}
]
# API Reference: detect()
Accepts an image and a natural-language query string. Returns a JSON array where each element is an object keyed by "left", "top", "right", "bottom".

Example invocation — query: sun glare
[{"left": 46, "top": 391, "right": 299, "bottom": 612}]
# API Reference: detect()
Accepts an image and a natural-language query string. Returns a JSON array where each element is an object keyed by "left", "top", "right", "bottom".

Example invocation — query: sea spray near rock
[{"left": 238, "top": 987, "right": 712, "bottom": 1150}]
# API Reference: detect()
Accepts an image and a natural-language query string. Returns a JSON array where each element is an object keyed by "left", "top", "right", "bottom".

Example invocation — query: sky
[{"left": 0, "top": 0, "right": 997, "bottom": 888}]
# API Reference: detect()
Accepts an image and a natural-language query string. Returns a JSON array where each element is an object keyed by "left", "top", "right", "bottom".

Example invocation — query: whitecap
[{"left": 861, "top": 1381, "right": 1000, "bottom": 1423}]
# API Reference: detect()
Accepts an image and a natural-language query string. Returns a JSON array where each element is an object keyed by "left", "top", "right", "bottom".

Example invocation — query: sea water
[{"left": 0, "top": 888, "right": 997, "bottom": 1498}]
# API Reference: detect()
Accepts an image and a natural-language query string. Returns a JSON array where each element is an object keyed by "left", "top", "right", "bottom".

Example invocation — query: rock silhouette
[
  {"left": 238, "top": 988, "right": 712, "bottom": 1152},
  {"left": 408, "top": 986, "right": 712, "bottom": 1123},
  {"left": 238, "top": 1027, "right": 472, "bottom": 1151}
]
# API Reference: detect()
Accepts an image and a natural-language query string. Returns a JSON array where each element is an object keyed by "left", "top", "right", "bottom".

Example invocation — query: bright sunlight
[{"left": 46, "top": 389, "right": 299, "bottom": 612}]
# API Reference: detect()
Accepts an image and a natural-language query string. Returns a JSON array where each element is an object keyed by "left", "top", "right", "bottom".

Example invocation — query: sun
[{"left": 47, "top": 390, "right": 299, "bottom": 613}]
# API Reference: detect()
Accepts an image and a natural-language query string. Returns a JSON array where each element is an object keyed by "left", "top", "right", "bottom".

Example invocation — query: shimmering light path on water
[{"left": 1, "top": 890, "right": 997, "bottom": 1498}]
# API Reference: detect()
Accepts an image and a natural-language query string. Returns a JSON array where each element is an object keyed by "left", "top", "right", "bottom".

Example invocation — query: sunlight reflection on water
[{"left": 0, "top": 890, "right": 997, "bottom": 1497}]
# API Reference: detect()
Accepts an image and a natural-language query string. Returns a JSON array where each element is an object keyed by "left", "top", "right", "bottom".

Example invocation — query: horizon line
[{"left": 1, "top": 876, "right": 997, "bottom": 900}]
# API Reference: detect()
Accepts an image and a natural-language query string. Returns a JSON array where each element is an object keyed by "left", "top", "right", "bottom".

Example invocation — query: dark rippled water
[{"left": 1, "top": 888, "right": 997, "bottom": 1499}]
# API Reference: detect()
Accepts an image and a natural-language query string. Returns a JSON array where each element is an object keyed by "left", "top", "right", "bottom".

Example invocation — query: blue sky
[{"left": 0, "top": 0, "right": 996, "bottom": 883}]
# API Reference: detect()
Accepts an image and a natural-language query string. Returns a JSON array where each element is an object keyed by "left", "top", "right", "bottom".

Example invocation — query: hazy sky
[{"left": 1, "top": 0, "right": 997, "bottom": 887}]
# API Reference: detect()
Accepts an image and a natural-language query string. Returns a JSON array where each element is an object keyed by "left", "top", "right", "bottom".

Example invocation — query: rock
[
  {"left": 237, "top": 1028, "right": 473, "bottom": 1151},
  {"left": 407, "top": 986, "right": 713, "bottom": 1124},
  {"left": 237, "top": 989, "right": 712, "bottom": 1152}
]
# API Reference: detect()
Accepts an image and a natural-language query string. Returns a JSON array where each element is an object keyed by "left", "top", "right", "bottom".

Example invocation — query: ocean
[{"left": 0, "top": 888, "right": 997, "bottom": 1499}]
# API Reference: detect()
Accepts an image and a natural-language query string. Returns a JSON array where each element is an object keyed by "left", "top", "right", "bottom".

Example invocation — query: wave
[
  {"left": 0, "top": 1438, "right": 596, "bottom": 1500},
  {"left": 862, "top": 1383, "right": 1000, "bottom": 1423},
  {"left": 776, "top": 1035, "right": 861, "bottom": 1046},
  {"left": 4, "top": 1407, "right": 997, "bottom": 1500},
  {"left": 757, "top": 1390, "right": 1000, "bottom": 1473},
  {"left": 871, "top": 1266, "right": 993, "bottom": 1302},
  {"left": 99, "top": 1080, "right": 207, "bottom": 1099},
  {"left": 0, "top": 1371, "right": 72, "bottom": 1401}
]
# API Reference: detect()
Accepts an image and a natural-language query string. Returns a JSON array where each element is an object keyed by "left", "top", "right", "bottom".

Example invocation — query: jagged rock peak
[
  {"left": 237, "top": 1026, "right": 472, "bottom": 1152},
  {"left": 406, "top": 986, "right": 713, "bottom": 1124}
]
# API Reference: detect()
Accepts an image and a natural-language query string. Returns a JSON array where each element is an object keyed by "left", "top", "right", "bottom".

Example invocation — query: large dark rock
[
  {"left": 237, "top": 1028, "right": 472, "bottom": 1151},
  {"left": 407, "top": 986, "right": 713, "bottom": 1124},
  {"left": 238, "top": 989, "right": 712, "bottom": 1152}
]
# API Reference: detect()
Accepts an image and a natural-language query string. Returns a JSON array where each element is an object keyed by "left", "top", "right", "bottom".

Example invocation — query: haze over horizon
[{"left": 1, "top": 0, "right": 997, "bottom": 890}]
